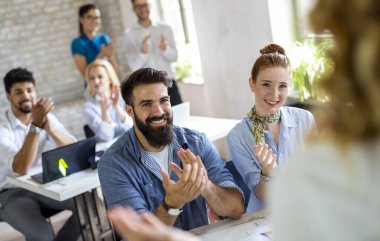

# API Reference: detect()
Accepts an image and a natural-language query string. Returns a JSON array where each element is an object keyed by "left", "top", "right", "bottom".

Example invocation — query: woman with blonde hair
[
  {"left": 83, "top": 59, "right": 132, "bottom": 141},
  {"left": 272, "top": 0, "right": 380, "bottom": 240}
]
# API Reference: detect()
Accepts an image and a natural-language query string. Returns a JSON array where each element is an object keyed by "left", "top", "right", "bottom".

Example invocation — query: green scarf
[{"left": 247, "top": 106, "right": 280, "bottom": 144}]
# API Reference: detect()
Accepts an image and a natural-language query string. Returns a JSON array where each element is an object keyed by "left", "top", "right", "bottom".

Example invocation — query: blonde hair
[
  {"left": 85, "top": 59, "right": 120, "bottom": 98},
  {"left": 310, "top": 0, "right": 380, "bottom": 145}
]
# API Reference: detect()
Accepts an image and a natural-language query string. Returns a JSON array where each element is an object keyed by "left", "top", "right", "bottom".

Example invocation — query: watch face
[{"left": 168, "top": 208, "right": 182, "bottom": 216}]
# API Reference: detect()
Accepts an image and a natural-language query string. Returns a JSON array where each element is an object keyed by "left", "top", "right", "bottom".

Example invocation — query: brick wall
[{"left": 0, "top": 0, "right": 129, "bottom": 139}]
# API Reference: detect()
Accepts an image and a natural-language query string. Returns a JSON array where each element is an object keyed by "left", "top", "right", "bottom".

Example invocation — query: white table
[
  {"left": 191, "top": 209, "right": 271, "bottom": 241},
  {"left": 180, "top": 116, "right": 239, "bottom": 142},
  {"left": 7, "top": 167, "right": 111, "bottom": 241},
  {"left": 7, "top": 166, "right": 99, "bottom": 201}
]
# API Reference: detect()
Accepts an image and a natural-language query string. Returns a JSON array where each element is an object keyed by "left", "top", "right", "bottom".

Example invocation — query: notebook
[{"left": 31, "top": 137, "right": 96, "bottom": 184}]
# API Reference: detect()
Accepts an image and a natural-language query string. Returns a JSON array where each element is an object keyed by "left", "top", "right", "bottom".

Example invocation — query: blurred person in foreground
[
  {"left": 108, "top": 206, "right": 200, "bottom": 241},
  {"left": 272, "top": 0, "right": 380, "bottom": 240}
]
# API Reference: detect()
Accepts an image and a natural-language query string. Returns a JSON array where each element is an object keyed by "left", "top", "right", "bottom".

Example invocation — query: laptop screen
[{"left": 40, "top": 137, "right": 96, "bottom": 183}]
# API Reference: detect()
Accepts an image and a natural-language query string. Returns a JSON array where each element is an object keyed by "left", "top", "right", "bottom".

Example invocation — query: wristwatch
[
  {"left": 162, "top": 199, "right": 183, "bottom": 216},
  {"left": 29, "top": 123, "right": 42, "bottom": 134}
]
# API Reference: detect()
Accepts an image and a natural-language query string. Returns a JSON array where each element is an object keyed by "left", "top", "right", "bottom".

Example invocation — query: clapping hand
[
  {"left": 161, "top": 148, "right": 208, "bottom": 209},
  {"left": 158, "top": 34, "right": 167, "bottom": 51},
  {"left": 31, "top": 97, "right": 53, "bottom": 128},
  {"left": 254, "top": 143, "right": 277, "bottom": 177}
]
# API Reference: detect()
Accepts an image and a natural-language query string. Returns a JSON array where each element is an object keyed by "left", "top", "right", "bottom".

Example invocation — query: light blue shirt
[
  {"left": 227, "top": 106, "right": 315, "bottom": 212},
  {"left": 83, "top": 97, "right": 132, "bottom": 142}
]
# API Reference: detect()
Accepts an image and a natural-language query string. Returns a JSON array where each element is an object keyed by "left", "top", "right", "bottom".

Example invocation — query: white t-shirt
[
  {"left": 147, "top": 146, "right": 169, "bottom": 172},
  {"left": 271, "top": 140, "right": 380, "bottom": 241}
]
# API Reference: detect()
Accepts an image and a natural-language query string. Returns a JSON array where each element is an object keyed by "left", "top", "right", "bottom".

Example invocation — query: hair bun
[{"left": 260, "top": 44, "right": 286, "bottom": 55}]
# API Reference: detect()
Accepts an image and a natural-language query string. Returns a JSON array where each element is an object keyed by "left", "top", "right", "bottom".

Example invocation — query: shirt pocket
[{"left": 141, "top": 179, "right": 164, "bottom": 211}]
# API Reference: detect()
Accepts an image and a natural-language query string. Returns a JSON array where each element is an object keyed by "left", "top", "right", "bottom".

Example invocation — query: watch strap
[{"left": 29, "top": 123, "right": 42, "bottom": 134}]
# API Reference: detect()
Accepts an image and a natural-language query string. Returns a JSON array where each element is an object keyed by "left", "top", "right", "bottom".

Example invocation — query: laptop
[
  {"left": 172, "top": 101, "right": 190, "bottom": 126},
  {"left": 31, "top": 137, "right": 96, "bottom": 184}
]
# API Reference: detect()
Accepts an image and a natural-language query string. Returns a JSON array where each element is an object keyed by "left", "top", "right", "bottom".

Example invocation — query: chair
[
  {"left": 83, "top": 125, "right": 95, "bottom": 139},
  {"left": 225, "top": 161, "right": 251, "bottom": 211}
]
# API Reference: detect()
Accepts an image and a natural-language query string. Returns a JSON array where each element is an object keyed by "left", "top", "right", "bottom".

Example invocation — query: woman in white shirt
[
  {"left": 272, "top": 0, "right": 380, "bottom": 240},
  {"left": 83, "top": 59, "right": 132, "bottom": 141}
]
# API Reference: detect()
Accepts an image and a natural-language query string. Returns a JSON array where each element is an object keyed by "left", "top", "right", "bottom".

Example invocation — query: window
[{"left": 155, "top": 0, "right": 204, "bottom": 84}]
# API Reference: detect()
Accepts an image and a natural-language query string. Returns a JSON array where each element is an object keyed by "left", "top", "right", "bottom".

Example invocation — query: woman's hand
[{"left": 254, "top": 143, "right": 277, "bottom": 177}]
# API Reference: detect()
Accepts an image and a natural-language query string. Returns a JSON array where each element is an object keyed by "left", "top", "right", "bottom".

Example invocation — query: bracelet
[{"left": 260, "top": 171, "right": 275, "bottom": 183}]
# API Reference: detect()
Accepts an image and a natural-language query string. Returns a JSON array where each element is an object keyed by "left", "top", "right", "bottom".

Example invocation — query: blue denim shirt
[
  {"left": 227, "top": 106, "right": 315, "bottom": 212},
  {"left": 98, "top": 125, "right": 242, "bottom": 230}
]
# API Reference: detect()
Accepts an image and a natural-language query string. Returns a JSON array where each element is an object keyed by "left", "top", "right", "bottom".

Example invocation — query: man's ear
[
  {"left": 6, "top": 93, "right": 11, "bottom": 102},
  {"left": 126, "top": 104, "right": 134, "bottom": 118},
  {"left": 249, "top": 77, "right": 256, "bottom": 92}
]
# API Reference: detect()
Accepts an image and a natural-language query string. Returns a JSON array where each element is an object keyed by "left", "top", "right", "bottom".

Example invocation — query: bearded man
[
  {"left": 0, "top": 67, "right": 80, "bottom": 241},
  {"left": 98, "top": 68, "right": 244, "bottom": 231}
]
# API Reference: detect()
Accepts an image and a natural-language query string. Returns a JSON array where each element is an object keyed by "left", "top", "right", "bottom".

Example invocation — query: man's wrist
[{"left": 29, "top": 123, "right": 42, "bottom": 134}]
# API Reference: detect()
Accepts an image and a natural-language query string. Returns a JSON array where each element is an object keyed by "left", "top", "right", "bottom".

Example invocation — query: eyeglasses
[
  {"left": 85, "top": 15, "right": 101, "bottom": 21},
  {"left": 133, "top": 3, "right": 150, "bottom": 10}
]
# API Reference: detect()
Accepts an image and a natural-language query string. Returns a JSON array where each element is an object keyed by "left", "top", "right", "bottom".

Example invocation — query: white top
[
  {"left": 147, "top": 146, "right": 169, "bottom": 172},
  {"left": 0, "top": 109, "right": 74, "bottom": 190},
  {"left": 271, "top": 140, "right": 380, "bottom": 241},
  {"left": 123, "top": 21, "right": 178, "bottom": 78},
  {"left": 83, "top": 97, "right": 133, "bottom": 141}
]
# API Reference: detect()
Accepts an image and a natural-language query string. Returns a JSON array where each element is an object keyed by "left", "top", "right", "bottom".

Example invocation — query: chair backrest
[
  {"left": 83, "top": 124, "right": 95, "bottom": 139},
  {"left": 225, "top": 160, "right": 251, "bottom": 211}
]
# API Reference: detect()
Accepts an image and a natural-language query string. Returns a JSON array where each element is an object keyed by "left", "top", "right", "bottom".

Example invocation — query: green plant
[
  {"left": 175, "top": 61, "right": 193, "bottom": 82},
  {"left": 290, "top": 37, "right": 334, "bottom": 101}
]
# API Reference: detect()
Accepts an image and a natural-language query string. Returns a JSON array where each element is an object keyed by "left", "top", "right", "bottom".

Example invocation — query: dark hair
[
  {"left": 3, "top": 67, "right": 35, "bottom": 93},
  {"left": 251, "top": 44, "right": 290, "bottom": 82},
  {"left": 78, "top": 3, "right": 98, "bottom": 35},
  {"left": 121, "top": 68, "right": 173, "bottom": 106}
]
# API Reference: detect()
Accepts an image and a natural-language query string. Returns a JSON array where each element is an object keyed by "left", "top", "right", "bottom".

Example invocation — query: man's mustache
[
  {"left": 20, "top": 99, "right": 32, "bottom": 104},
  {"left": 146, "top": 114, "right": 170, "bottom": 124}
]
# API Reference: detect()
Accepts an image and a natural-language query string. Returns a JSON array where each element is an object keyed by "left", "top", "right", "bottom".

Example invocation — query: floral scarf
[{"left": 247, "top": 106, "right": 280, "bottom": 144}]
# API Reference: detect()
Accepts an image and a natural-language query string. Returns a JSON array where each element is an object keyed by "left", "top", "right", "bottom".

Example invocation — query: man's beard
[
  {"left": 134, "top": 112, "right": 173, "bottom": 148},
  {"left": 15, "top": 100, "right": 33, "bottom": 114}
]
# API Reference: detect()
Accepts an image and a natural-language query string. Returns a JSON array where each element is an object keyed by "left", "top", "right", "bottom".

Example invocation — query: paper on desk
[{"left": 239, "top": 224, "right": 273, "bottom": 241}]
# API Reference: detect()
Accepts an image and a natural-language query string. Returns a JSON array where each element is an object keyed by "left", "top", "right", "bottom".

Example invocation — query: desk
[
  {"left": 191, "top": 209, "right": 271, "bottom": 241},
  {"left": 6, "top": 167, "right": 112, "bottom": 241},
  {"left": 179, "top": 116, "right": 239, "bottom": 142}
]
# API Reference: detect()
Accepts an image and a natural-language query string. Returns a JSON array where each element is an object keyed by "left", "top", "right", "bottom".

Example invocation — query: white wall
[{"left": 186, "top": 0, "right": 273, "bottom": 118}]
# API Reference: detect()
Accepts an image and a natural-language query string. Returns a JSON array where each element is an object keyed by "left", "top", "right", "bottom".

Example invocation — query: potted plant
[{"left": 289, "top": 36, "right": 334, "bottom": 102}]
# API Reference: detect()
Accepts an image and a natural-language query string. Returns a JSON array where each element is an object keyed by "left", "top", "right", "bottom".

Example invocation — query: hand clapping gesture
[
  {"left": 158, "top": 34, "right": 167, "bottom": 51},
  {"left": 160, "top": 148, "right": 209, "bottom": 209},
  {"left": 254, "top": 143, "right": 277, "bottom": 177},
  {"left": 141, "top": 35, "right": 151, "bottom": 54},
  {"left": 31, "top": 97, "right": 53, "bottom": 128},
  {"left": 100, "top": 42, "right": 115, "bottom": 58}
]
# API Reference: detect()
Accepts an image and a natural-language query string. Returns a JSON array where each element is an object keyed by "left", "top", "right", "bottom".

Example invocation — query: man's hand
[
  {"left": 160, "top": 148, "right": 207, "bottom": 208},
  {"left": 254, "top": 143, "right": 277, "bottom": 177},
  {"left": 158, "top": 34, "right": 167, "bottom": 51},
  {"left": 141, "top": 35, "right": 151, "bottom": 53},
  {"left": 31, "top": 97, "right": 53, "bottom": 128}
]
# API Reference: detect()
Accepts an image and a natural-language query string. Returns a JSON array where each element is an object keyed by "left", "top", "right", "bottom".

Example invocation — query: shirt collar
[
  {"left": 6, "top": 109, "right": 28, "bottom": 130},
  {"left": 280, "top": 107, "right": 297, "bottom": 128},
  {"left": 130, "top": 126, "right": 183, "bottom": 180}
]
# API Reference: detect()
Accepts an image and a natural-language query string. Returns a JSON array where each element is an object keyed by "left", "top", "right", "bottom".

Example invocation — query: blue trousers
[{"left": 0, "top": 188, "right": 80, "bottom": 241}]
